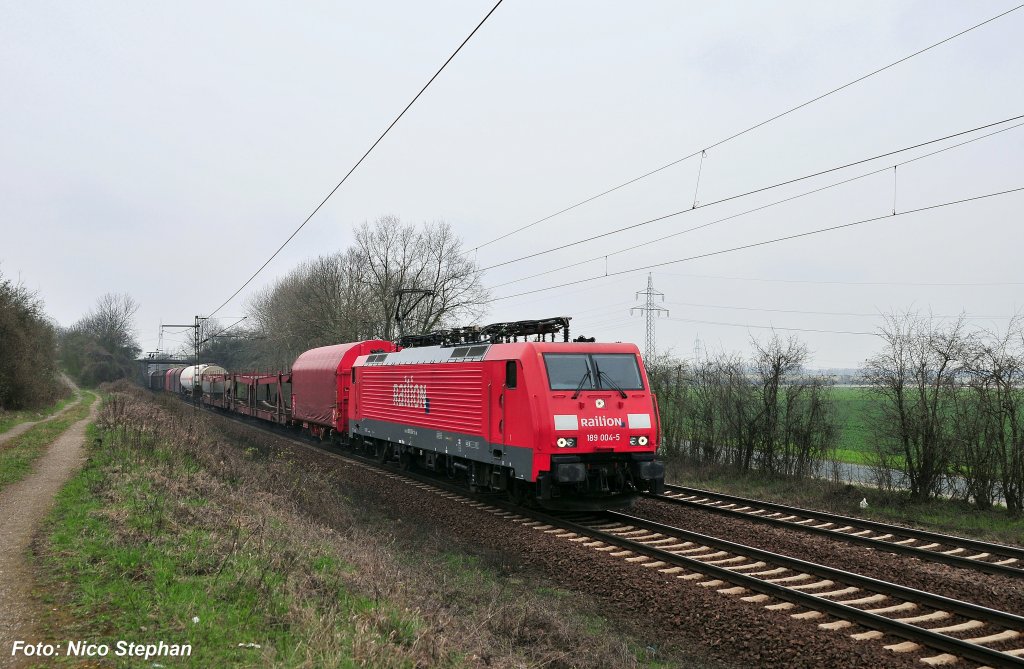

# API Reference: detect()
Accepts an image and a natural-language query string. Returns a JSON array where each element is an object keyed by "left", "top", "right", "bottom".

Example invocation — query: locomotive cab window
[
  {"left": 591, "top": 354, "right": 643, "bottom": 390},
  {"left": 544, "top": 354, "right": 593, "bottom": 390},
  {"left": 505, "top": 360, "right": 517, "bottom": 389},
  {"left": 543, "top": 353, "right": 644, "bottom": 391}
]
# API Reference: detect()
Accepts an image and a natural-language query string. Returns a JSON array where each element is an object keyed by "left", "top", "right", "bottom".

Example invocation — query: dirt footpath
[
  {"left": 0, "top": 401, "right": 97, "bottom": 667},
  {"left": 0, "top": 379, "right": 80, "bottom": 448}
]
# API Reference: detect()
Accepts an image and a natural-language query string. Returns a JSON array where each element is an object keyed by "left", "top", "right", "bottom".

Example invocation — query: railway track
[
  {"left": 647, "top": 484, "right": 1024, "bottom": 578},
  {"left": 546, "top": 510, "right": 1024, "bottom": 668},
  {"left": 373, "top": 469, "right": 1024, "bottom": 667},
  {"left": 197, "top": 406, "right": 1024, "bottom": 666}
]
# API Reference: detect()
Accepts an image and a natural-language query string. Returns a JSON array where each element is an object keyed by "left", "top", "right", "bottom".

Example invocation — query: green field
[{"left": 830, "top": 386, "right": 878, "bottom": 465}]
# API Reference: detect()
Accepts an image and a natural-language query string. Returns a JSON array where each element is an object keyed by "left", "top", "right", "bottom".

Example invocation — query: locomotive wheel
[
  {"left": 507, "top": 478, "right": 528, "bottom": 505},
  {"left": 376, "top": 443, "right": 392, "bottom": 464},
  {"left": 398, "top": 449, "right": 414, "bottom": 471}
]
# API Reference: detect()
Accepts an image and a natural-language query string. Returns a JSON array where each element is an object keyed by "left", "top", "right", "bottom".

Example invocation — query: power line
[
  {"left": 665, "top": 316, "right": 878, "bottom": 337},
  {"left": 655, "top": 271, "right": 1024, "bottom": 288},
  {"left": 487, "top": 185, "right": 1024, "bottom": 303},
  {"left": 485, "top": 118, "right": 1024, "bottom": 288},
  {"left": 480, "top": 114, "right": 1024, "bottom": 274},
  {"left": 200, "top": 316, "right": 249, "bottom": 346},
  {"left": 468, "top": 3, "right": 1023, "bottom": 252},
  {"left": 664, "top": 301, "right": 1017, "bottom": 320},
  {"left": 206, "top": 0, "right": 504, "bottom": 319},
  {"left": 574, "top": 317, "right": 637, "bottom": 330}
]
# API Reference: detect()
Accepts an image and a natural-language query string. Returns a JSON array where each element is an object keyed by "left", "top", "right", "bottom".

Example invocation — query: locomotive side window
[
  {"left": 505, "top": 360, "right": 517, "bottom": 389},
  {"left": 544, "top": 354, "right": 594, "bottom": 391}
]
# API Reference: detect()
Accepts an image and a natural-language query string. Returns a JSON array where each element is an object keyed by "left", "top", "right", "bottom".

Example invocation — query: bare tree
[
  {"left": 863, "top": 311, "right": 968, "bottom": 501},
  {"left": 752, "top": 335, "right": 808, "bottom": 472},
  {"left": 353, "top": 217, "right": 487, "bottom": 339},
  {"left": 60, "top": 293, "right": 141, "bottom": 385},
  {"left": 645, "top": 357, "right": 688, "bottom": 459},
  {"left": 652, "top": 334, "right": 839, "bottom": 482},
  {"left": 956, "top": 317, "right": 1024, "bottom": 513},
  {"left": 245, "top": 217, "right": 487, "bottom": 368}
]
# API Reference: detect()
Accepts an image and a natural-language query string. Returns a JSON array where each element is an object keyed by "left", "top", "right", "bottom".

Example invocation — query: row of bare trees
[
  {"left": 650, "top": 334, "right": 840, "bottom": 479},
  {"left": 864, "top": 312, "right": 1024, "bottom": 512},
  {"left": 0, "top": 269, "right": 66, "bottom": 409},
  {"left": 240, "top": 217, "right": 487, "bottom": 369},
  {"left": 651, "top": 312, "right": 1024, "bottom": 515}
]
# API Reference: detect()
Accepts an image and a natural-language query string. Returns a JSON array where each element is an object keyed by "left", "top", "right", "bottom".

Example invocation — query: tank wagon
[
  {"left": 178, "top": 364, "right": 227, "bottom": 395},
  {"left": 153, "top": 317, "right": 664, "bottom": 509}
]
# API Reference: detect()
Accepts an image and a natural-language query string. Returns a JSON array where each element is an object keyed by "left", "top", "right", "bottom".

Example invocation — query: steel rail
[
  {"left": 602, "top": 511, "right": 1024, "bottom": 629},
  {"left": 187, "top": 402, "right": 1024, "bottom": 666},
  {"left": 544, "top": 510, "right": 1024, "bottom": 668},
  {"left": 647, "top": 484, "right": 1024, "bottom": 577}
]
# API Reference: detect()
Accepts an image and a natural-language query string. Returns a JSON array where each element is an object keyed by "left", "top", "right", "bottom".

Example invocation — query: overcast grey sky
[{"left": 2, "top": 1, "right": 1022, "bottom": 367}]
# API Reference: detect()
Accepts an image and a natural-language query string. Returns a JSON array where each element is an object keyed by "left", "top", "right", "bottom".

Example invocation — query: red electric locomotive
[{"left": 348, "top": 318, "right": 664, "bottom": 509}]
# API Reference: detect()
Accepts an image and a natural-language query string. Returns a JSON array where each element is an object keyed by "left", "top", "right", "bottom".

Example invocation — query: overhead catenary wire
[
  {"left": 200, "top": 316, "right": 249, "bottom": 346},
  {"left": 655, "top": 271, "right": 1024, "bottom": 288},
  {"left": 468, "top": 3, "right": 1024, "bottom": 252},
  {"left": 206, "top": 0, "right": 504, "bottom": 320},
  {"left": 663, "top": 301, "right": 1017, "bottom": 320},
  {"left": 485, "top": 117, "right": 1024, "bottom": 288},
  {"left": 666, "top": 316, "right": 878, "bottom": 337},
  {"left": 486, "top": 186, "right": 1024, "bottom": 303},
  {"left": 480, "top": 113, "right": 1024, "bottom": 275}
]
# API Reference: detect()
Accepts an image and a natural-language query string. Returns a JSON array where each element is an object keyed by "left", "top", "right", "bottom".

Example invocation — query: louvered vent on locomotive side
[{"left": 448, "top": 345, "right": 489, "bottom": 362}]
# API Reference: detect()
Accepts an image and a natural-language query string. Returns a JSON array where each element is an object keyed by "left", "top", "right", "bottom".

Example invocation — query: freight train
[{"left": 149, "top": 317, "right": 664, "bottom": 509}]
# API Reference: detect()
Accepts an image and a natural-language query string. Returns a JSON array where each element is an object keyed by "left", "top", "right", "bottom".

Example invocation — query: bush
[{"left": 0, "top": 270, "right": 64, "bottom": 410}]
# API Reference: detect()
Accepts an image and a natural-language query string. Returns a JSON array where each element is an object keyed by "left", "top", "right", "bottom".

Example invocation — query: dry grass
[{"left": 37, "top": 387, "right": 658, "bottom": 668}]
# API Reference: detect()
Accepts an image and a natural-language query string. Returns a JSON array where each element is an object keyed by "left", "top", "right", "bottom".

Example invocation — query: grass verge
[
  {"left": 33, "top": 387, "right": 676, "bottom": 668},
  {"left": 666, "top": 462, "right": 1024, "bottom": 546},
  {"left": 0, "top": 393, "right": 78, "bottom": 434},
  {"left": 0, "top": 391, "right": 95, "bottom": 492}
]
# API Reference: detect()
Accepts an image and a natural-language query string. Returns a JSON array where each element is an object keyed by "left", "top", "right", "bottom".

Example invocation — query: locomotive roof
[{"left": 357, "top": 340, "right": 641, "bottom": 367}]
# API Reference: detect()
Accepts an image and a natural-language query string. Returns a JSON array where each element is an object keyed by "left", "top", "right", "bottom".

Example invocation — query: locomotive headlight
[
  {"left": 629, "top": 436, "right": 638, "bottom": 446},
  {"left": 638, "top": 436, "right": 649, "bottom": 446},
  {"left": 566, "top": 437, "right": 577, "bottom": 447},
  {"left": 557, "top": 437, "right": 568, "bottom": 448}
]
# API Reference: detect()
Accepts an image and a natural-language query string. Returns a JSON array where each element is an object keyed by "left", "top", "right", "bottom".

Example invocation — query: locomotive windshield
[{"left": 543, "top": 353, "right": 644, "bottom": 391}]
